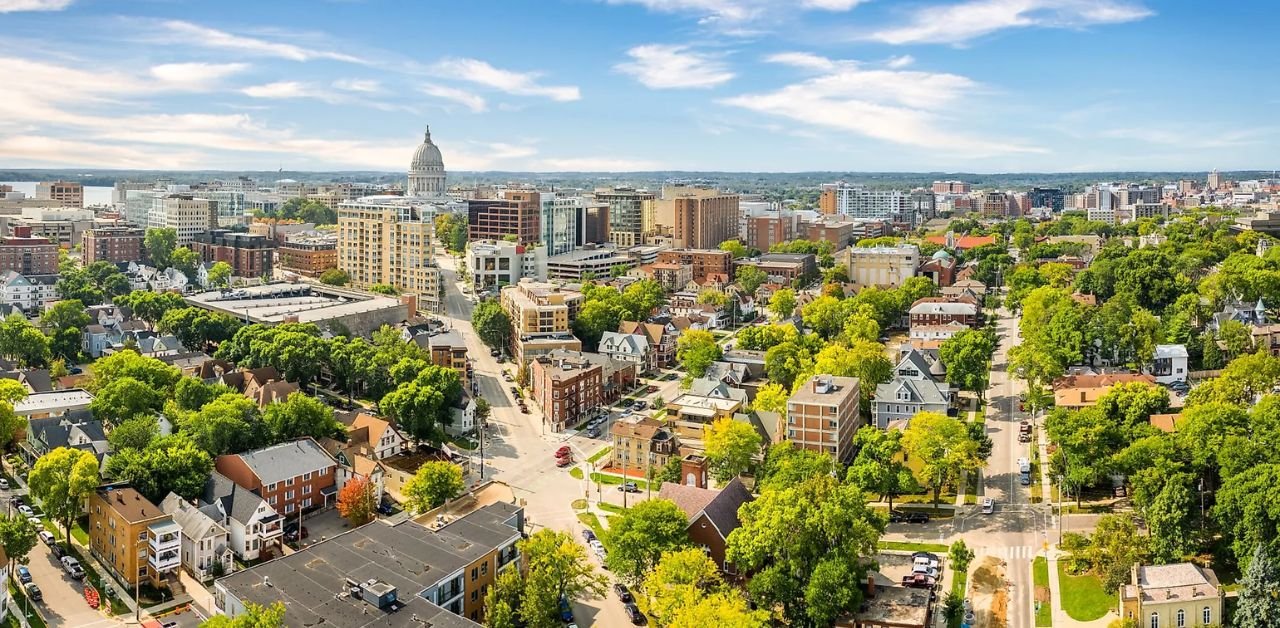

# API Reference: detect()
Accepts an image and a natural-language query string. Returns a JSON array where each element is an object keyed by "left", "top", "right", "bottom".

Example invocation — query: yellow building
[
  {"left": 89, "top": 485, "right": 182, "bottom": 588},
  {"left": 500, "top": 279, "right": 584, "bottom": 364},
  {"left": 1119, "top": 563, "right": 1223, "bottom": 628},
  {"left": 336, "top": 198, "right": 443, "bottom": 313}
]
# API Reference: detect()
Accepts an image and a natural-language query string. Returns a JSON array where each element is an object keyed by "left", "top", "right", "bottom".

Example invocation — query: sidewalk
[{"left": 1045, "top": 547, "right": 1117, "bottom": 628}]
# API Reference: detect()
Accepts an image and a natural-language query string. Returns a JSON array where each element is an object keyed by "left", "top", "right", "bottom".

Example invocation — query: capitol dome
[{"left": 407, "top": 125, "right": 446, "bottom": 197}]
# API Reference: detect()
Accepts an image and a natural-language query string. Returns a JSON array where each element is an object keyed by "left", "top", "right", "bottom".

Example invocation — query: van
[{"left": 982, "top": 498, "right": 995, "bottom": 514}]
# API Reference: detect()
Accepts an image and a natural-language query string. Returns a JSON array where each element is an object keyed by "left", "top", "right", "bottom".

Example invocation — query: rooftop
[
  {"left": 230, "top": 438, "right": 337, "bottom": 486},
  {"left": 97, "top": 486, "right": 168, "bottom": 524},
  {"left": 186, "top": 283, "right": 404, "bottom": 325},
  {"left": 789, "top": 375, "right": 859, "bottom": 404},
  {"left": 13, "top": 388, "right": 94, "bottom": 414}
]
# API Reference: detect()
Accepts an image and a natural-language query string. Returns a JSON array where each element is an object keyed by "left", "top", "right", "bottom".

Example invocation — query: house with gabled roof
[
  {"left": 598, "top": 331, "right": 651, "bottom": 373},
  {"left": 658, "top": 477, "right": 753, "bottom": 573},
  {"left": 872, "top": 351, "right": 954, "bottom": 430},
  {"left": 199, "top": 471, "right": 284, "bottom": 561},
  {"left": 160, "top": 492, "right": 234, "bottom": 581}
]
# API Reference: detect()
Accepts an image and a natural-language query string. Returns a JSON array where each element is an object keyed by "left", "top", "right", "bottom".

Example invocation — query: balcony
[
  {"left": 150, "top": 548, "right": 181, "bottom": 572},
  {"left": 148, "top": 521, "right": 182, "bottom": 553},
  {"left": 260, "top": 516, "right": 284, "bottom": 539}
]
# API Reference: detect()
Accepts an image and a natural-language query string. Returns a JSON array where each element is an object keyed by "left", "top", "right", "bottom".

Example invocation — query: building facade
[
  {"left": 0, "top": 227, "right": 59, "bottom": 275},
  {"left": 277, "top": 234, "right": 338, "bottom": 277},
  {"left": 35, "top": 180, "right": 84, "bottom": 207},
  {"left": 786, "top": 375, "right": 861, "bottom": 462},
  {"left": 846, "top": 245, "right": 919, "bottom": 290},
  {"left": 655, "top": 249, "right": 733, "bottom": 283},
  {"left": 672, "top": 189, "right": 739, "bottom": 249},
  {"left": 597, "top": 187, "right": 656, "bottom": 248},
  {"left": 214, "top": 438, "right": 338, "bottom": 517},
  {"left": 467, "top": 193, "right": 541, "bottom": 245},
  {"left": 744, "top": 211, "right": 798, "bottom": 252},
  {"left": 190, "top": 230, "right": 276, "bottom": 279},
  {"left": 336, "top": 197, "right": 443, "bottom": 313},
  {"left": 89, "top": 486, "right": 182, "bottom": 587},
  {"left": 83, "top": 226, "right": 145, "bottom": 264},
  {"left": 149, "top": 194, "right": 218, "bottom": 245},
  {"left": 819, "top": 183, "right": 912, "bottom": 222}
]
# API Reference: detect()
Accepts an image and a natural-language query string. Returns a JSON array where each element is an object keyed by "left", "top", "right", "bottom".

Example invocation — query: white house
[
  {"left": 446, "top": 397, "right": 478, "bottom": 437},
  {"left": 1151, "top": 344, "right": 1189, "bottom": 385},
  {"left": 200, "top": 472, "right": 284, "bottom": 561},
  {"left": 160, "top": 493, "right": 234, "bottom": 582},
  {"left": 0, "top": 271, "right": 57, "bottom": 313},
  {"left": 909, "top": 321, "right": 970, "bottom": 342},
  {"left": 598, "top": 331, "right": 651, "bottom": 373}
]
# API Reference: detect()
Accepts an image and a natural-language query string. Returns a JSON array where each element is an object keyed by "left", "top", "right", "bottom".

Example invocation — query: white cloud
[
  {"left": 428, "top": 57, "right": 580, "bottom": 102},
  {"left": 801, "top": 0, "right": 864, "bottom": 10},
  {"left": 332, "top": 78, "right": 380, "bottom": 93},
  {"left": 0, "top": 0, "right": 72, "bottom": 12},
  {"left": 868, "top": 0, "right": 1153, "bottom": 45},
  {"left": 886, "top": 55, "right": 915, "bottom": 69},
  {"left": 420, "top": 83, "right": 487, "bottom": 113},
  {"left": 603, "top": 0, "right": 861, "bottom": 22},
  {"left": 536, "top": 157, "right": 663, "bottom": 171},
  {"left": 722, "top": 52, "right": 1043, "bottom": 155},
  {"left": 239, "top": 80, "right": 409, "bottom": 112},
  {"left": 241, "top": 81, "right": 317, "bottom": 100},
  {"left": 763, "top": 51, "right": 838, "bottom": 71},
  {"left": 615, "top": 45, "right": 734, "bottom": 89},
  {"left": 158, "top": 20, "right": 367, "bottom": 63},
  {"left": 149, "top": 62, "right": 250, "bottom": 89}
]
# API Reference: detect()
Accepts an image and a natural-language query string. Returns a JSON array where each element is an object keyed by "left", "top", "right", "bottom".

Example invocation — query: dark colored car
[
  {"left": 376, "top": 501, "right": 395, "bottom": 515},
  {"left": 48, "top": 543, "right": 65, "bottom": 560},
  {"left": 888, "top": 509, "right": 906, "bottom": 523},
  {"left": 559, "top": 596, "right": 574, "bottom": 622},
  {"left": 16, "top": 565, "right": 30, "bottom": 584},
  {"left": 905, "top": 512, "right": 930, "bottom": 524},
  {"left": 624, "top": 602, "right": 645, "bottom": 624},
  {"left": 490, "top": 349, "right": 500, "bottom": 357},
  {"left": 582, "top": 529, "right": 596, "bottom": 543},
  {"left": 23, "top": 582, "right": 40, "bottom": 602},
  {"left": 614, "top": 583, "right": 634, "bottom": 604},
  {"left": 620, "top": 398, "right": 635, "bottom": 407}
]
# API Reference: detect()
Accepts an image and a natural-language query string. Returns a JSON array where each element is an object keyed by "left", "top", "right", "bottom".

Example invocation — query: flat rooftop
[
  {"left": 14, "top": 389, "right": 94, "bottom": 414},
  {"left": 186, "top": 283, "right": 404, "bottom": 325}
]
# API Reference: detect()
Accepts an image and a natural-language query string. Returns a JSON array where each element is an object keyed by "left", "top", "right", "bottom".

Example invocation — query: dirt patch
[{"left": 968, "top": 556, "right": 1009, "bottom": 628}]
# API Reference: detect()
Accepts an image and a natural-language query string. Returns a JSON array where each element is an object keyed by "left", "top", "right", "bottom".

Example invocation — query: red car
[
  {"left": 555, "top": 445, "right": 571, "bottom": 458},
  {"left": 556, "top": 456, "right": 574, "bottom": 467}
]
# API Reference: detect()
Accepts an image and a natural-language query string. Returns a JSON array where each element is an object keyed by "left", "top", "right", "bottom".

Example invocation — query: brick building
[
  {"left": 529, "top": 349, "right": 636, "bottom": 431},
  {"left": 672, "top": 191, "right": 739, "bottom": 249},
  {"left": 468, "top": 192, "right": 541, "bottom": 245},
  {"left": 190, "top": 229, "right": 276, "bottom": 279},
  {"left": 214, "top": 438, "right": 338, "bottom": 517},
  {"left": 83, "top": 226, "right": 145, "bottom": 264},
  {"left": 655, "top": 249, "right": 733, "bottom": 284},
  {"left": 908, "top": 298, "right": 981, "bottom": 328},
  {"left": 0, "top": 226, "right": 59, "bottom": 275},
  {"left": 744, "top": 212, "right": 797, "bottom": 252},
  {"left": 786, "top": 375, "right": 861, "bottom": 462},
  {"left": 277, "top": 234, "right": 337, "bottom": 277}
]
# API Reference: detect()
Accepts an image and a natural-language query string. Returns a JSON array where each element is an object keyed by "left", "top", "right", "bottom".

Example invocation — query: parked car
[
  {"left": 904, "top": 511, "right": 930, "bottom": 524},
  {"left": 646, "top": 385, "right": 658, "bottom": 394},
  {"left": 582, "top": 529, "right": 596, "bottom": 543},
  {"left": 982, "top": 497, "right": 995, "bottom": 514},
  {"left": 624, "top": 602, "right": 645, "bottom": 624},
  {"left": 633, "top": 400, "right": 647, "bottom": 410},
  {"left": 557, "top": 456, "right": 574, "bottom": 468},
  {"left": 555, "top": 445, "right": 572, "bottom": 458},
  {"left": 284, "top": 523, "right": 310, "bottom": 543},
  {"left": 61, "top": 556, "right": 84, "bottom": 579},
  {"left": 23, "top": 582, "right": 40, "bottom": 602},
  {"left": 901, "top": 573, "right": 934, "bottom": 589},
  {"left": 620, "top": 398, "right": 635, "bottom": 408},
  {"left": 490, "top": 349, "right": 500, "bottom": 357},
  {"left": 585, "top": 427, "right": 601, "bottom": 438},
  {"left": 888, "top": 509, "right": 906, "bottom": 523},
  {"left": 617, "top": 482, "right": 640, "bottom": 493},
  {"left": 17, "top": 505, "right": 33, "bottom": 517},
  {"left": 0, "top": 478, "right": 9, "bottom": 490},
  {"left": 16, "top": 565, "right": 31, "bottom": 584},
  {"left": 27, "top": 516, "right": 39, "bottom": 527},
  {"left": 518, "top": 405, "right": 529, "bottom": 414},
  {"left": 614, "top": 583, "right": 633, "bottom": 603},
  {"left": 912, "top": 552, "right": 940, "bottom": 570},
  {"left": 48, "top": 543, "right": 65, "bottom": 560},
  {"left": 38, "top": 531, "right": 55, "bottom": 546},
  {"left": 376, "top": 501, "right": 395, "bottom": 515},
  {"left": 559, "top": 595, "right": 574, "bottom": 622}
]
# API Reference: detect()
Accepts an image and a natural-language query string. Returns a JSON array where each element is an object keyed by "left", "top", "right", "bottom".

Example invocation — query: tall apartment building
[
  {"left": 466, "top": 239, "right": 547, "bottom": 291},
  {"left": 83, "top": 226, "right": 145, "bottom": 264},
  {"left": 1088, "top": 186, "right": 1117, "bottom": 225},
  {"left": 35, "top": 180, "right": 84, "bottom": 207},
  {"left": 576, "top": 201, "right": 610, "bottom": 246},
  {"left": 596, "top": 187, "right": 655, "bottom": 248},
  {"left": 672, "top": 189, "right": 740, "bottom": 249},
  {"left": 655, "top": 249, "right": 733, "bottom": 283},
  {"left": 190, "top": 230, "right": 276, "bottom": 279},
  {"left": 931, "top": 181, "right": 971, "bottom": 194},
  {"left": 540, "top": 193, "right": 579, "bottom": 255},
  {"left": 0, "top": 227, "right": 59, "bottom": 275},
  {"left": 500, "top": 279, "right": 584, "bottom": 364},
  {"left": 148, "top": 194, "right": 218, "bottom": 245},
  {"left": 1028, "top": 187, "right": 1065, "bottom": 211},
  {"left": 745, "top": 211, "right": 798, "bottom": 252},
  {"left": 909, "top": 189, "right": 936, "bottom": 224},
  {"left": 337, "top": 197, "right": 443, "bottom": 313},
  {"left": 846, "top": 244, "right": 920, "bottom": 290},
  {"left": 88, "top": 485, "right": 182, "bottom": 587},
  {"left": 786, "top": 375, "right": 861, "bottom": 462},
  {"left": 467, "top": 193, "right": 541, "bottom": 245},
  {"left": 1207, "top": 170, "right": 1223, "bottom": 191},
  {"left": 277, "top": 233, "right": 338, "bottom": 277},
  {"left": 818, "top": 183, "right": 912, "bottom": 222}
]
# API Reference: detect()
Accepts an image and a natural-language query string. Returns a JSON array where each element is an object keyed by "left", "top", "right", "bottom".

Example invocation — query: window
[
  {"left": 481, "top": 562, "right": 488, "bottom": 576},
  {"left": 285, "top": 478, "right": 295, "bottom": 486},
  {"left": 1203, "top": 607, "right": 1211, "bottom": 624},
  {"left": 302, "top": 498, "right": 312, "bottom": 508},
  {"left": 1150, "top": 612, "right": 1159, "bottom": 628},
  {"left": 285, "top": 490, "right": 295, "bottom": 500},
  {"left": 1175, "top": 609, "right": 1184, "bottom": 627},
  {"left": 285, "top": 503, "right": 295, "bottom": 514},
  {"left": 471, "top": 567, "right": 478, "bottom": 581},
  {"left": 303, "top": 484, "right": 313, "bottom": 495},
  {"left": 303, "top": 472, "right": 312, "bottom": 481}
]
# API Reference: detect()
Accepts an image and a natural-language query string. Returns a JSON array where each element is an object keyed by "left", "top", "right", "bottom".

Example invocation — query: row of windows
[{"left": 1139, "top": 607, "right": 1213, "bottom": 628}]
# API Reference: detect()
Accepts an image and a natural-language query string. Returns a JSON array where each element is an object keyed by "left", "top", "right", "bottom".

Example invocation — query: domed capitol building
[{"left": 334, "top": 126, "right": 453, "bottom": 314}]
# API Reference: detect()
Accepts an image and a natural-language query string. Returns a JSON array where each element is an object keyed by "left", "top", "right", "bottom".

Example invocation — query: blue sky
[{"left": 0, "top": 0, "right": 1275, "bottom": 173}]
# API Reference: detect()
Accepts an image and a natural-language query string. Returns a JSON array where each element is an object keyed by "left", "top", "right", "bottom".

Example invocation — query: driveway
[
  {"left": 24, "top": 541, "right": 117, "bottom": 627},
  {"left": 294, "top": 508, "right": 355, "bottom": 549}
]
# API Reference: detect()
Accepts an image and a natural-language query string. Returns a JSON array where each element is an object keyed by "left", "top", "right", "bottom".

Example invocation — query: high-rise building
[
  {"left": 745, "top": 211, "right": 797, "bottom": 251},
  {"left": 337, "top": 198, "right": 442, "bottom": 312},
  {"left": 846, "top": 245, "right": 919, "bottom": 290},
  {"left": 190, "top": 230, "right": 276, "bottom": 279},
  {"left": 83, "top": 226, "right": 145, "bottom": 264},
  {"left": 575, "top": 202, "right": 610, "bottom": 246},
  {"left": 112, "top": 181, "right": 154, "bottom": 205},
  {"left": 818, "top": 183, "right": 913, "bottom": 222},
  {"left": 980, "top": 192, "right": 1013, "bottom": 217},
  {"left": 931, "top": 180, "right": 971, "bottom": 194},
  {"left": 786, "top": 375, "right": 861, "bottom": 462},
  {"left": 35, "top": 180, "right": 84, "bottom": 207},
  {"left": 0, "top": 226, "right": 59, "bottom": 275},
  {"left": 596, "top": 187, "right": 655, "bottom": 248},
  {"left": 147, "top": 194, "right": 218, "bottom": 245},
  {"left": 500, "top": 279, "right": 584, "bottom": 364},
  {"left": 1208, "top": 170, "right": 1223, "bottom": 191},
  {"left": 909, "top": 189, "right": 936, "bottom": 224},
  {"left": 670, "top": 188, "right": 739, "bottom": 249},
  {"left": 467, "top": 193, "right": 540, "bottom": 245},
  {"left": 539, "top": 193, "right": 579, "bottom": 256},
  {"left": 1088, "top": 186, "right": 1117, "bottom": 224},
  {"left": 655, "top": 249, "right": 733, "bottom": 283},
  {"left": 1027, "top": 187, "right": 1065, "bottom": 211}
]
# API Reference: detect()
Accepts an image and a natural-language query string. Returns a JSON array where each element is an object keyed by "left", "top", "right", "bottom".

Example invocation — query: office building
[
  {"left": 465, "top": 239, "right": 546, "bottom": 291},
  {"left": 596, "top": 187, "right": 655, "bottom": 248},
  {"left": 190, "top": 230, "right": 276, "bottom": 279},
  {"left": 931, "top": 181, "right": 971, "bottom": 194},
  {"left": 846, "top": 244, "right": 919, "bottom": 290},
  {"left": 88, "top": 485, "right": 182, "bottom": 588},
  {"left": 0, "top": 226, "right": 59, "bottom": 275},
  {"left": 819, "top": 183, "right": 912, "bottom": 222},
  {"left": 214, "top": 501, "right": 524, "bottom": 626},
  {"left": 149, "top": 194, "right": 218, "bottom": 245},
  {"left": 545, "top": 245, "right": 634, "bottom": 281},
  {"left": 744, "top": 211, "right": 797, "bottom": 252},
  {"left": 83, "top": 226, "right": 145, "bottom": 264},
  {"left": 467, "top": 193, "right": 540, "bottom": 245},
  {"left": 1088, "top": 186, "right": 1117, "bottom": 224},
  {"left": 786, "top": 375, "right": 861, "bottom": 462},
  {"left": 11, "top": 207, "right": 98, "bottom": 246},
  {"left": 981, "top": 191, "right": 1015, "bottom": 217},
  {"left": 576, "top": 201, "right": 610, "bottom": 246},
  {"left": 500, "top": 279, "right": 584, "bottom": 364},
  {"left": 277, "top": 233, "right": 338, "bottom": 277},
  {"left": 670, "top": 188, "right": 739, "bottom": 249},
  {"left": 540, "top": 193, "right": 579, "bottom": 255},
  {"left": 655, "top": 249, "right": 733, "bottom": 283},
  {"left": 35, "top": 180, "right": 84, "bottom": 207},
  {"left": 337, "top": 197, "right": 443, "bottom": 313},
  {"left": 1027, "top": 187, "right": 1065, "bottom": 211}
]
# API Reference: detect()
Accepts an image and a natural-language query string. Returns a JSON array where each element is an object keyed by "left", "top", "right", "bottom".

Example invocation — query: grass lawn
[
  {"left": 597, "top": 502, "right": 627, "bottom": 515},
  {"left": 577, "top": 512, "right": 604, "bottom": 538},
  {"left": 879, "top": 540, "right": 949, "bottom": 553},
  {"left": 1033, "top": 557, "right": 1052, "bottom": 626},
  {"left": 1057, "top": 562, "right": 1113, "bottom": 622},
  {"left": 948, "top": 568, "right": 970, "bottom": 628},
  {"left": 568, "top": 467, "right": 583, "bottom": 480},
  {"left": 9, "top": 581, "right": 47, "bottom": 628},
  {"left": 587, "top": 447, "right": 612, "bottom": 464},
  {"left": 589, "top": 472, "right": 648, "bottom": 490},
  {"left": 42, "top": 517, "right": 90, "bottom": 546}
]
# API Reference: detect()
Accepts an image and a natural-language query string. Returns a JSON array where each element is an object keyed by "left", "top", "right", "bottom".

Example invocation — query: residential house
[
  {"left": 214, "top": 438, "right": 339, "bottom": 517},
  {"left": 1150, "top": 344, "right": 1189, "bottom": 385},
  {"left": 1206, "top": 298, "right": 1265, "bottom": 334},
  {"left": 217, "top": 366, "right": 300, "bottom": 408},
  {"left": 618, "top": 320, "right": 677, "bottom": 368},
  {"left": 941, "top": 279, "right": 987, "bottom": 301},
  {"left": 657, "top": 478, "right": 753, "bottom": 573},
  {"left": 663, "top": 379, "right": 748, "bottom": 446},
  {"left": 1052, "top": 373, "right": 1159, "bottom": 409},
  {"left": 21, "top": 412, "right": 108, "bottom": 467},
  {"left": 598, "top": 331, "right": 651, "bottom": 373},
  {"left": 608, "top": 416, "right": 679, "bottom": 476},
  {"left": 908, "top": 298, "right": 981, "bottom": 330},
  {"left": 872, "top": 350, "right": 953, "bottom": 429},
  {"left": 200, "top": 471, "right": 284, "bottom": 561},
  {"left": 88, "top": 485, "right": 182, "bottom": 588},
  {"left": 1119, "top": 563, "right": 1223, "bottom": 628},
  {"left": 13, "top": 388, "right": 94, "bottom": 419},
  {"left": 909, "top": 322, "right": 970, "bottom": 342},
  {"left": 322, "top": 412, "right": 409, "bottom": 502},
  {"left": 160, "top": 493, "right": 234, "bottom": 582},
  {"left": 0, "top": 271, "right": 58, "bottom": 313}
]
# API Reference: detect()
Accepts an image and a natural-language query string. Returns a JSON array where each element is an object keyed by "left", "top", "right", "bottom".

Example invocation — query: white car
[
  {"left": 982, "top": 497, "right": 995, "bottom": 514},
  {"left": 38, "top": 531, "right": 55, "bottom": 546},
  {"left": 0, "top": 478, "right": 9, "bottom": 490},
  {"left": 17, "top": 505, "right": 33, "bottom": 517}
]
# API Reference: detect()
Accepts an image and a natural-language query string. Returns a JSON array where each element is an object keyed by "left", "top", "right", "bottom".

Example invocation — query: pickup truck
[{"left": 61, "top": 556, "right": 84, "bottom": 579}]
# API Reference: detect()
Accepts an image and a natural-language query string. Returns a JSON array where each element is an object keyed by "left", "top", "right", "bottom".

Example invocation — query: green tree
[
  {"left": 719, "top": 240, "right": 749, "bottom": 259},
  {"left": 472, "top": 299, "right": 512, "bottom": 351},
  {"left": 1080, "top": 514, "right": 1151, "bottom": 592},
  {"left": 263, "top": 392, "right": 342, "bottom": 441},
  {"left": 158, "top": 307, "right": 242, "bottom": 352},
  {"left": 381, "top": 365, "right": 462, "bottom": 441},
  {"left": 573, "top": 298, "right": 624, "bottom": 352},
  {"left": 756, "top": 440, "right": 835, "bottom": 492},
  {"left": 764, "top": 341, "right": 812, "bottom": 390},
  {"left": 145, "top": 227, "right": 178, "bottom": 269},
  {"left": 847, "top": 427, "right": 918, "bottom": 510},
  {"left": 809, "top": 340, "right": 893, "bottom": 413},
  {"left": 89, "top": 351, "right": 181, "bottom": 395},
  {"left": 0, "top": 314, "right": 49, "bottom": 367},
  {"left": 104, "top": 434, "right": 213, "bottom": 503},
  {"left": 434, "top": 213, "right": 468, "bottom": 253},
  {"left": 902, "top": 412, "right": 984, "bottom": 506},
  {"left": 39, "top": 299, "right": 91, "bottom": 362},
  {"left": 605, "top": 498, "right": 690, "bottom": 584},
  {"left": 644, "top": 547, "right": 729, "bottom": 628},
  {"left": 180, "top": 393, "right": 269, "bottom": 456},
  {"left": 108, "top": 414, "right": 159, "bottom": 451},
  {"left": 519, "top": 529, "right": 607, "bottom": 628},
  {"left": 939, "top": 329, "right": 996, "bottom": 401},
  {"left": 621, "top": 279, "right": 666, "bottom": 320},
  {"left": 318, "top": 268, "right": 350, "bottom": 286},
  {"left": 736, "top": 324, "right": 798, "bottom": 351},
  {"left": 751, "top": 382, "right": 788, "bottom": 418},
  {"left": 1236, "top": 543, "right": 1280, "bottom": 628},
  {"left": 404, "top": 461, "right": 464, "bottom": 513},
  {"left": 801, "top": 295, "right": 846, "bottom": 340},
  {"left": 368, "top": 283, "right": 399, "bottom": 295},
  {"left": 207, "top": 261, "right": 233, "bottom": 288},
  {"left": 768, "top": 288, "right": 797, "bottom": 319},
  {"left": 114, "top": 290, "right": 188, "bottom": 327},
  {"left": 90, "top": 376, "right": 162, "bottom": 424},
  {"left": 669, "top": 591, "right": 768, "bottom": 628},
  {"left": 704, "top": 418, "right": 762, "bottom": 483},
  {"left": 949, "top": 539, "right": 975, "bottom": 575},
  {"left": 173, "top": 376, "right": 235, "bottom": 412},
  {"left": 484, "top": 565, "right": 523, "bottom": 628},
  {"left": 28, "top": 447, "right": 98, "bottom": 544},
  {"left": 0, "top": 514, "right": 37, "bottom": 586},
  {"left": 199, "top": 602, "right": 285, "bottom": 627},
  {"left": 676, "top": 329, "right": 721, "bottom": 378},
  {"left": 735, "top": 265, "right": 767, "bottom": 295},
  {"left": 170, "top": 246, "right": 200, "bottom": 279}
]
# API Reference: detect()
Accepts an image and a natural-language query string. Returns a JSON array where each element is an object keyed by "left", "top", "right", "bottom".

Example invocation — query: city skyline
[{"left": 0, "top": 0, "right": 1276, "bottom": 173}]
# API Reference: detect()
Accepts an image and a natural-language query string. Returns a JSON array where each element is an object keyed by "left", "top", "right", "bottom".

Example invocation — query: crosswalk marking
[{"left": 979, "top": 545, "right": 1037, "bottom": 560}]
